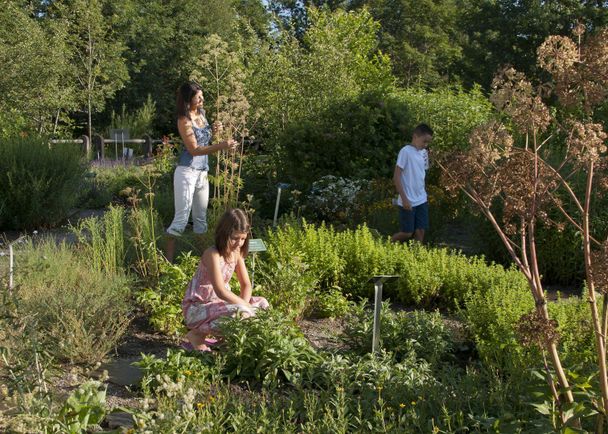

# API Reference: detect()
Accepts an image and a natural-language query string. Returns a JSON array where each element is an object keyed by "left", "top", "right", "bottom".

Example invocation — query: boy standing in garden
[{"left": 391, "top": 123, "right": 433, "bottom": 243}]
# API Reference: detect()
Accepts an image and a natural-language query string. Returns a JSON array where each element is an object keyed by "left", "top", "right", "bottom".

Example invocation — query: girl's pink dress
[{"left": 182, "top": 254, "right": 269, "bottom": 335}]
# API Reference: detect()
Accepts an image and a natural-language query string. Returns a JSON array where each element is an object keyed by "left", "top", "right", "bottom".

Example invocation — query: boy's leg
[
  {"left": 392, "top": 206, "right": 414, "bottom": 243},
  {"left": 413, "top": 202, "right": 429, "bottom": 243}
]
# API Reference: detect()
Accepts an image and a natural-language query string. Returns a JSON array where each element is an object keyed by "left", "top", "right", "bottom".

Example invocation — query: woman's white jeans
[{"left": 167, "top": 166, "right": 209, "bottom": 236}]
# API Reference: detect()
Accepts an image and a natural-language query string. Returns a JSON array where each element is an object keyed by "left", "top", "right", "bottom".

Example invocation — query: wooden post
[
  {"left": 80, "top": 135, "right": 91, "bottom": 159},
  {"left": 92, "top": 134, "right": 104, "bottom": 160},
  {"left": 143, "top": 134, "right": 153, "bottom": 157}
]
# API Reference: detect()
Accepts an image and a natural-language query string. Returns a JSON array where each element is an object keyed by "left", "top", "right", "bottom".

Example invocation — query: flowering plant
[{"left": 303, "top": 175, "right": 370, "bottom": 222}]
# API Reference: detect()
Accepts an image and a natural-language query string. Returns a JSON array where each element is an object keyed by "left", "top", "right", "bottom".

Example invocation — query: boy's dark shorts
[{"left": 398, "top": 202, "right": 429, "bottom": 233}]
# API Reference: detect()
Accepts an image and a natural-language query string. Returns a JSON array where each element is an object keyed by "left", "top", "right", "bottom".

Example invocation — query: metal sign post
[
  {"left": 369, "top": 275, "right": 399, "bottom": 353},
  {"left": 273, "top": 183, "right": 291, "bottom": 227},
  {"left": 248, "top": 239, "right": 267, "bottom": 289}
]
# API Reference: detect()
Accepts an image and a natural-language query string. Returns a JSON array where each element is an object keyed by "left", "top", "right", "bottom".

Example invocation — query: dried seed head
[
  {"left": 538, "top": 36, "right": 578, "bottom": 76},
  {"left": 516, "top": 310, "right": 560, "bottom": 349}
]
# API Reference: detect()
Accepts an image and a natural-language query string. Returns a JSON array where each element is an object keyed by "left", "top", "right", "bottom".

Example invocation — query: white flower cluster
[{"left": 306, "top": 175, "right": 370, "bottom": 219}]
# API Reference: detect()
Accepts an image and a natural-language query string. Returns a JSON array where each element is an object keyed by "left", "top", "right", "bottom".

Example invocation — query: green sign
[{"left": 249, "top": 238, "right": 267, "bottom": 253}]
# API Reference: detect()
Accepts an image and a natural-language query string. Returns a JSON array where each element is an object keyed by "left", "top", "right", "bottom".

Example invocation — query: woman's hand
[
  {"left": 212, "top": 121, "right": 224, "bottom": 135},
  {"left": 218, "top": 139, "right": 238, "bottom": 151}
]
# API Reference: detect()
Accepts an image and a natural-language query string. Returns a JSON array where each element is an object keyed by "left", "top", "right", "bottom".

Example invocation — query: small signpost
[
  {"left": 248, "top": 238, "right": 267, "bottom": 289},
  {"left": 273, "top": 183, "right": 291, "bottom": 227},
  {"left": 369, "top": 275, "right": 399, "bottom": 353}
]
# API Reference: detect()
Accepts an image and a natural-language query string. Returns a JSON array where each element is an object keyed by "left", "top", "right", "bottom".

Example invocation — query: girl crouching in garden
[{"left": 182, "top": 208, "right": 269, "bottom": 352}]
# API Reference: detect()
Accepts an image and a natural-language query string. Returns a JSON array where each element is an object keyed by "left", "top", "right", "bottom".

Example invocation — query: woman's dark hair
[
  {"left": 176, "top": 82, "right": 205, "bottom": 119},
  {"left": 215, "top": 208, "right": 250, "bottom": 258}
]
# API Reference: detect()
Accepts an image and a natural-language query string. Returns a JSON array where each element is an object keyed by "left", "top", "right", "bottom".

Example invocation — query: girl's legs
[
  {"left": 185, "top": 329, "right": 211, "bottom": 351},
  {"left": 191, "top": 171, "right": 209, "bottom": 235}
]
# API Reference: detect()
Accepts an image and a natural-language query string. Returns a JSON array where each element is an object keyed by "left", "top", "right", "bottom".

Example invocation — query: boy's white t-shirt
[{"left": 396, "top": 145, "right": 428, "bottom": 207}]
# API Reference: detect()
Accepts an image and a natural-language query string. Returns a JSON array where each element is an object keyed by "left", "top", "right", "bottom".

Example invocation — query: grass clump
[{"left": 13, "top": 239, "right": 131, "bottom": 364}]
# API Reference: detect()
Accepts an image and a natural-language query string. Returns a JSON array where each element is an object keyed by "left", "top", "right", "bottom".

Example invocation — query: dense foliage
[{"left": 0, "top": 135, "right": 85, "bottom": 230}]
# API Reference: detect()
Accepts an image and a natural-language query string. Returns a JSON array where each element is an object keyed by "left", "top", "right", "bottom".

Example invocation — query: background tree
[
  {"left": 457, "top": 0, "right": 608, "bottom": 89},
  {"left": 109, "top": 0, "right": 270, "bottom": 133},
  {"left": 52, "top": 0, "right": 129, "bottom": 140},
  {"left": 348, "top": 0, "right": 464, "bottom": 86},
  {"left": 0, "top": 1, "right": 75, "bottom": 135}
]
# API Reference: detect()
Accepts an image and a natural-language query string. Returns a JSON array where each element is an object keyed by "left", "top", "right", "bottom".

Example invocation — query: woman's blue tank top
[{"left": 177, "top": 122, "right": 212, "bottom": 171}]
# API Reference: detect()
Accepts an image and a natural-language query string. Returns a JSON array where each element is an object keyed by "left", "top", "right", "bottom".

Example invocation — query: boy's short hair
[{"left": 412, "top": 123, "right": 433, "bottom": 137}]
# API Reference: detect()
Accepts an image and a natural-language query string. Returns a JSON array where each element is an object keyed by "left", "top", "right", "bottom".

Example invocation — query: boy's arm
[{"left": 393, "top": 165, "right": 411, "bottom": 210}]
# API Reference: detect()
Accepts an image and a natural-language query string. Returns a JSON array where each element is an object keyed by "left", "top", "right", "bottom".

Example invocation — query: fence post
[
  {"left": 143, "top": 134, "right": 153, "bottom": 157},
  {"left": 80, "top": 135, "right": 91, "bottom": 159},
  {"left": 92, "top": 134, "right": 104, "bottom": 160}
]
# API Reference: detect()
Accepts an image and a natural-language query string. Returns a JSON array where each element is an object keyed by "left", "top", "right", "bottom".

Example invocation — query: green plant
[
  {"left": 107, "top": 94, "right": 157, "bottom": 138},
  {"left": 306, "top": 287, "right": 352, "bottom": 319},
  {"left": 137, "top": 252, "right": 198, "bottom": 335},
  {"left": 264, "top": 220, "right": 528, "bottom": 309},
  {"left": 136, "top": 349, "right": 223, "bottom": 393},
  {"left": 342, "top": 301, "right": 453, "bottom": 366},
  {"left": 71, "top": 205, "right": 126, "bottom": 276},
  {"left": 217, "top": 309, "right": 323, "bottom": 387},
  {"left": 79, "top": 164, "right": 147, "bottom": 209},
  {"left": 14, "top": 239, "right": 131, "bottom": 364},
  {"left": 0, "top": 134, "right": 86, "bottom": 230},
  {"left": 53, "top": 381, "right": 107, "bottom": 434},
  {"left": 253, "top": 258, "right": 318, "bottom": 320},
  {"left": 126, "top": 172, "right": 163, "bottom": 280}
]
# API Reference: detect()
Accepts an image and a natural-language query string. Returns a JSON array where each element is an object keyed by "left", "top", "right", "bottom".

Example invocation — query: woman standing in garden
[
  {"left": 165, "top": 82, "right": 237, "bottom": 262},
  {"left": 181, "top": 208, "right": 269, "bottom": 352}
]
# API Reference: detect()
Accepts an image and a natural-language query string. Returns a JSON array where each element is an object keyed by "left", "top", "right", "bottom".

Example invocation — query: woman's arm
[
  {"left": 177, "top": 117, "right": 236, "bottom": 156},
  {"left": 235, "top": 255, "right": 252, "bottom": 303},
  {"left": 203, "top": 249, "right": 251, "bottom": 306}
]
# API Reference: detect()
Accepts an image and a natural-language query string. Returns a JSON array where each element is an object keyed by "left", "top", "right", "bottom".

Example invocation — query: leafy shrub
[
  {"left": 0, "top": 135, "right": 86, "bottom": 229},
  {"left": 14, "top": 239, "right": 131, "bottom": 364},
  {"left": 217, "top": 309, "right": 323, "bottom": 387},
  {"left": 253, "top": 258, "right": 318, "bottom": 320},
  {"left": 316, "top": 351, "right": 435, "bottom": 414},
  {"left": 264, "top": 222, "right": 346, "bottom": 292},
  {"left": 461, "top": 278, "right": 535, "bottom": 373},
  {"left": 351, "top": 177, "right": 399, "bottom": 235},
  {"left": 302, "top": 175, "right": 370, "bottom": 223},
  {"left": 464, "top": 280, "right": 595, "bottom": 374},
  {"left": 548, "top": 295, "right": 595, "bottom": 368},
  {"left": 136, "top": 349, "right": 223, "bottom": 393},
  {"left": 306, "top": 287, "right": 352, "bottom": 319},
  {"left": 137, "top": 252, "right": 198, "bottom": 335},
  {"left": 79, "top": 164, "right": 146, "bottom": 209},
  {"left": 342, "top": 301, "right": 452, "bottom": 365},
  {"left": 264, "top": 221, "right": 528, "bottom": 309},
  {"left": 107, "top": 94, "right": 157, "bottom": 138}
]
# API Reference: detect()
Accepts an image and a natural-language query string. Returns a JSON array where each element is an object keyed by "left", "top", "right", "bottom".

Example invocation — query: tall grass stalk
[
  {"left": 71, "top": 206, "right": 125, "bottom": 276},
  {"left": 129, "top": 173, "right": 162, "bottom": 280}
]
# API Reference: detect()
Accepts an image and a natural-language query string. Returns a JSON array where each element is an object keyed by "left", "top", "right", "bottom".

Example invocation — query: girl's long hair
[
  {"left": 214, "top": 209, "right": 250, "bottom": 258},
  {"left": 176, "top": 82, "right": 206, "bottom": 120}
]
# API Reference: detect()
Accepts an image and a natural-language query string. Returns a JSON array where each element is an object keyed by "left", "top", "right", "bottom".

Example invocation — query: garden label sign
[
  {"left": 249, "top": 239, "right": 266, "bottom": 253},
  {"left": 249, "top": 238, "right": 266, "bottom": 288}
]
